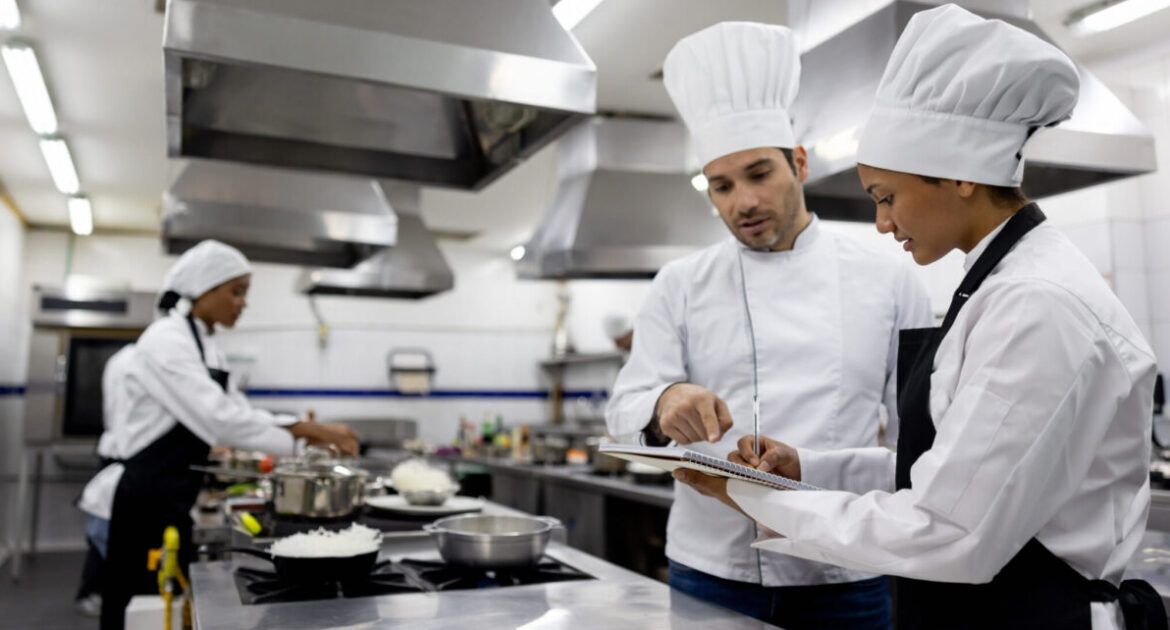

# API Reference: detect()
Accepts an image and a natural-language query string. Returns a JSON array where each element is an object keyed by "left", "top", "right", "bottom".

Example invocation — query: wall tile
[
  {"left": 1115, "top": 270, "right": 1151, "bottom": 324},
  {"left": 1147, "top": 269, "right": 1170, "bottom": 324},
  {"left": 1146, "top": 217, "right": 1170, "bottom": 271},
  {"left": 1059, "top": 221, "right": 1113, "bottom": 274},
  {"left": 1112, "top": 220, "right": 1147, "bottom": 272}
]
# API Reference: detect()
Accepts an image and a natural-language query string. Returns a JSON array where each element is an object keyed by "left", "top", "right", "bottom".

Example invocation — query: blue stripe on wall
[
  {"left": 244, "top": 388, "right": 608, "bottom": 400},
  {"left": 0, "top": 384, "right": 607, "bottom": 400}
]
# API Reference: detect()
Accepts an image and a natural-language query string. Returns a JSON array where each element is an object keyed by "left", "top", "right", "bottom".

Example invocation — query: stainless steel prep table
[
  {"left": 454, "top": 456, "right": 675, "bottom": 509},
  {"left": 189, "top": 502, "right": 776, "bottom": 630}
]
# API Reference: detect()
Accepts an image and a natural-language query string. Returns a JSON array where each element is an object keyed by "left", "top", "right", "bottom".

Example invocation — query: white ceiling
[
  {"left": 0, "top": 0, "right": 1169, "bottom": 237},
  {"left": 0, "top": 0, "right": 169, "bottom": 232}
]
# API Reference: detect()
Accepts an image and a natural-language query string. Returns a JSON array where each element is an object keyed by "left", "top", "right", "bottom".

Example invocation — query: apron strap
[
  {"left": 1088, "top": 579, "right": 1170, "bottom": 630},
  {"left": 185, "top": 314, "right": 208, "bottom": 364}
]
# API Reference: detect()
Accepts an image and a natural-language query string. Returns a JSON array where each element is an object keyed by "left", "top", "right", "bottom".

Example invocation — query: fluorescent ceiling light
[
  {"left": 1, "top": 41, "right": 59, "bottom": 135},
  {"left": 1067, "top": 0, "right": 1170, "bottom": 35},
  {"left": 68, "top": 196, "right": 93, "bottom": 236},
  {"left": 39, "top": 137, "right": 80, "bottom": 194},
  {"left": 690, "top": 173, "right": 708, "bottom": 192},
  {"left": 552, "top": 0, "right": 604, "bottom": 29},
  {"left": 510, "top": 244, "right": 526, "bottom": 261},
  {"left": 0, "top": 0, "right": 20, "bottom": 30}
]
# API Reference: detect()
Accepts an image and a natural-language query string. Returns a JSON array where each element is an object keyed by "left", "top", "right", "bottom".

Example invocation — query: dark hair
[
  {"left": 780, "top": 148, "right": 797, "bottom": 175},
  {"left": 916, "top": 175, "right": 1028, "bottom": 208}
]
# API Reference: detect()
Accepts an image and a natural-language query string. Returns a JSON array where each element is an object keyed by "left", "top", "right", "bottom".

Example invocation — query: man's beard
[{"left": 731, "top": 185, "right": 803, "bottom": 251}]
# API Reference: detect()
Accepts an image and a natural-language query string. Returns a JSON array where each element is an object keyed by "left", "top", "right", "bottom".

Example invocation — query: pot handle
[
  {"left": 536, "top": 516, "right": 564, "bottom": 530},
  {"left": 219, "top": 546, "right": 274, "bottom": 563},
  {"left": 304, "top": 444, "right": 341, "bottom": 462}
]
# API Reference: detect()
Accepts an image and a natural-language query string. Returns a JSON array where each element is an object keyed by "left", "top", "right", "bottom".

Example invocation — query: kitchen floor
[{"left": 0, "top": 551, "right": 97, "bottom": 630}]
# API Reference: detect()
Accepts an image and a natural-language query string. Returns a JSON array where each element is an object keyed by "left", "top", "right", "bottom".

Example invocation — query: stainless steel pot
[
  {"left": 586, "top": 437, "right": 625, "bottom": 475},
  {"left": 424, "top": 514, "right": 561, "bottom": 568},
  {"left": 271, "top": 448, "right": 369, "bottom": 518}
]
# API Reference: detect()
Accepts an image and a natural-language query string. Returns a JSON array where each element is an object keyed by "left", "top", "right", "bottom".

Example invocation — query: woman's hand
[
  {"left": 730, "top": 435, "right": 801, "bottom": 480},
  {"left": 290, "top": 421, "right": 360, "bottom": 456},
  {"left": 672, "top": 469, "right": 747, "bottom": 515}
]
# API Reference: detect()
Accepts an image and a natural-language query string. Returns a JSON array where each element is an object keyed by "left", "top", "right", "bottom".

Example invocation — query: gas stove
[{"left": 233, "top": 556, "right": 594, "bottom": 605}]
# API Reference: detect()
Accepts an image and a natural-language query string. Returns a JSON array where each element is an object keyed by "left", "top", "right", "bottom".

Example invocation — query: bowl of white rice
[
  {"left": 390, "top": 460, "right": 460, "bottom": 506},
  {"left": 269, "top": 523, "right": 381, "bottom": 558}
]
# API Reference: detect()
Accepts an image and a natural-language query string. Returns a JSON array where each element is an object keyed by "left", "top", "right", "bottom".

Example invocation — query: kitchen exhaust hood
[
  {"left": 792, "top": 0, "right": 1157, "bottom": 222},
  {"left": 516, "top": 117, "right": 726, "bottom": 279},
  {"left": 161, "top": 160, "right": 398, "bottom": 268},
  {"left": 162, "top": 0, "right": 596, "bottom": 190},
  {"left": 297, "top": 183, "right": 454, "bottom": 299}
]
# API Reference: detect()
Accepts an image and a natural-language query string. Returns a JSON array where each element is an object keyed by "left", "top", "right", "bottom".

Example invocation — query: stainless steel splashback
[{"left": 163, "top": 0, "right": 597, "bottom": 190}]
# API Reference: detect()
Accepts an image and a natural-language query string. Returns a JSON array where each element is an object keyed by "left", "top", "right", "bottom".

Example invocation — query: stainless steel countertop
[
  {"left": 190, "top": 502, "right": 775, "bottom": 630},
  {"left": 454, "top": 456, "right": 675, "bottom": 509}
]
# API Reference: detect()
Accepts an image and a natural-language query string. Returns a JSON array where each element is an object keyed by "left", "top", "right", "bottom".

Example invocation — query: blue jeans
[
  {"left": 669, "top": 560, "right": 892, "bottom": 630},
  {"left": 86, "top": 515, "right": 110, "bottom": 558}
]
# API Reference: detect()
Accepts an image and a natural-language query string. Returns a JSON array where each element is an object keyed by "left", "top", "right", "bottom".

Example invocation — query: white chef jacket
[
  {"left": 607, "top": 215, "right": 933, "bottom": 586},
  {"left": 79, "top": 311, "right": 297, "bottom": 519},
  {"left": 95, "top": 345, "right": 135, "bottom": 460},
  {"left": 729, "top": 221, "right": 1156, "bottom": 629}
]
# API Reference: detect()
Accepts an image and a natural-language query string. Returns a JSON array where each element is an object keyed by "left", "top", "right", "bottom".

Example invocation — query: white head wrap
[
  {"left": 856, "top": 4, "right": 1080, "bottom": 186},
  {"left": 663, "top": 21, "right": 801, "bottom": 166},
  {"left": 159, "top": 240, "right": 251, "bottom": 314},
  {"left": 602, "top": 313, "right": 632, "bottom": 340}
]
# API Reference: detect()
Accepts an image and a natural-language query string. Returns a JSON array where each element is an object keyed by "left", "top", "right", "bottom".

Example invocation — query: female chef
[
  {"left": 674, "top": 5, "right": 1167, "bottom": 629},
  {"left": 87, "top": 240, "right": 359, "bottom": 629}
]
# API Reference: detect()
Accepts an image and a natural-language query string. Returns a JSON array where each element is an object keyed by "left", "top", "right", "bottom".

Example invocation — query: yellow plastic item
[
  {"left": 239, "top": 512, "right": 263, "bottom": 536},
  {"left": 154, "top": 526, "right": 192, "bottom": 630}
]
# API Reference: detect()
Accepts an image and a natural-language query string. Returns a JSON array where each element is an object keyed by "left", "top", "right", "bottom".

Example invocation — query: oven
[{"left": 22, "top": 285, "right": 157, "bottom": 446}]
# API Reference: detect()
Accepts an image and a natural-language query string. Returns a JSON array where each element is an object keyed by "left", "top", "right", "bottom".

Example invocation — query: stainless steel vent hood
[
  {"left": 161, "top": 160, "right": 398, "bottom": 268},
  {"left": 163, "top": 0, "right": 597, "bottom": 190},
  {"left": 791, "top": 0, "right": 1157, "bottom": 222},
  {"left": 516, "top": 117, "right": 725, "bottom": 279},
  {"left": 297, "top": 183, "right": 454, "bottom": 299}
]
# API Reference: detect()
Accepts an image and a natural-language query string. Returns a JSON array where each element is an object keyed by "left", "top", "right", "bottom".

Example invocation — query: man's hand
[
  {"left": 653, "top": 384, "right": 733, "bottom": 444},
  {"left": 730, "top": 435, "right": 801, "bottom": 480},
  {"left": 672, "top": 469, "right": 745, "bottom": 514},
  {"left": 290, "top": 421, "right": 360, "bottom": 457}
]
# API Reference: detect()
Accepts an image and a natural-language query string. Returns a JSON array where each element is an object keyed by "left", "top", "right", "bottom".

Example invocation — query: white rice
[
  {"left": 269, "top": 523, "right": 381, "bottom": 558},
  {"left": 390, "top": 459, "right": 456, "bottom": 493}
]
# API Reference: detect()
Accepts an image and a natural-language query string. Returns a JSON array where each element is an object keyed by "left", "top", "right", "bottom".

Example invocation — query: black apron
[
  {"left": 99, "top": 316, "right": 223, "bottom": 630},
  {"left": 893, "top": 204, "right": 1167, "bottom": 630}
]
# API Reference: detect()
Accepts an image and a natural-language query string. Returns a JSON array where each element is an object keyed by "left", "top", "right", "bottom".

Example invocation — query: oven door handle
[{"left": 54, "top": 354, "right": 68, "bottom": 386}]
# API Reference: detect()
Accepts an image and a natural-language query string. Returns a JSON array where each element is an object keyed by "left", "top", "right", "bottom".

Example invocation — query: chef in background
[
  {"left": 603, "top": 312, "right": 634, "bottom": 352},
  {"left": 72, "top": 345, "right": 136, "bottom": 617},
  {"left": 84, "top": 240, "right": 359, "bottom": 630},
  {"left": 675, "top": 6, "right": 1166, "bottom": 629},
  {"left": 606, "top": 20, "right": 932, "bottom": 629}
]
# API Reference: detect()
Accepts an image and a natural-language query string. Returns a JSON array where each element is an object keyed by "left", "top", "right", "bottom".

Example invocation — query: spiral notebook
[{"left": 599, "top": 444, "right": 821, "bottom": 491}]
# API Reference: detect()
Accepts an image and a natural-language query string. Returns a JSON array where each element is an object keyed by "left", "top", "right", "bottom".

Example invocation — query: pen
[{"left": 753, "top": 395, "right": 760, "bottom": 458}]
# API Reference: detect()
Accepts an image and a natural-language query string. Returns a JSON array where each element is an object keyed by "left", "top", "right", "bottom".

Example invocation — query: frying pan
[{"left": 223, "top": 546, "right": 385, "bottom": 583}]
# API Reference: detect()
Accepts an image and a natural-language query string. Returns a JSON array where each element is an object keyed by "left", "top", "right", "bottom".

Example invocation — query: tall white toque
[
  {"left": 663, "top": 21, "right": 801, "bottom": 167},
  {"left": 857, "top": 4, "right": 1080, "bottom": 187}
]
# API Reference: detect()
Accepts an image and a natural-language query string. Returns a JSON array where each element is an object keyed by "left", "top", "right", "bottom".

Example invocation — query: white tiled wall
[{"left": 0, "top": 208, "right": 25, "bottom": 553}]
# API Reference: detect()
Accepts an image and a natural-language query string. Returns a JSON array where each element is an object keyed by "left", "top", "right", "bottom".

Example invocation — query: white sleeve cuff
[{"left": 271, "top": 413, "right": 298, "bottom": 428}]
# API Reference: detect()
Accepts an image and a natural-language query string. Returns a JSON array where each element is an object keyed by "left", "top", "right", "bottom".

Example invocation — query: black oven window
[{"left": 63, "top": 338, "right": 133, "bottom": 437}]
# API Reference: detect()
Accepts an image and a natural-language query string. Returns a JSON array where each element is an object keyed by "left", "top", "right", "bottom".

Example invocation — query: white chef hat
[
  {"left": 602, "top": 313, "right": 632, "bottom": 340},
  {"left": 158, "top": 240, "right": 251, "bottom": 314},
  {"left": 663, "top": 21, "right": 800, "bottom": 167},
  {"left": 856, "top": 4, "right": 1079, "bottom": 187}
]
